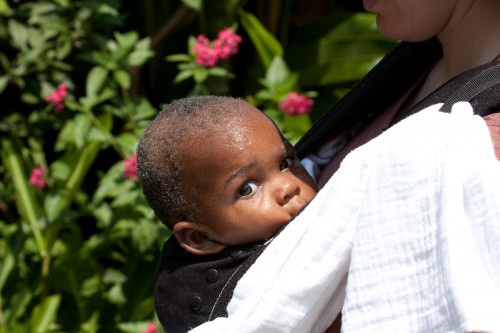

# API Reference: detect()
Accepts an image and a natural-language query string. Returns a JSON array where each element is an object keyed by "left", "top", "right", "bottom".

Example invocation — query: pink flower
[
  {"left": 192, "top": 28, "right": 242, "bottom": 67},
  {"left": 213, "top": 27, "right": 242, "bottom": 59},
  {"left": 193, "top": 35, "right": 219, "bottom": 67},
  {"left": 45, "top": 83, "right": 68, "bottom": 112},
  {"left": 123, "top": 153, "right": 137, "bottom": 179},
  {"left": 29, "top": 165, "right": 47, "bottom": 189},
  {"left": 143, "top": 322, "right": 156, "bottom": 333},
  {"left": 279, "top": 92, "right": 314, "bottom": 116}
]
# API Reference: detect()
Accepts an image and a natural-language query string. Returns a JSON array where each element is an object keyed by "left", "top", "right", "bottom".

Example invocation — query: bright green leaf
[
  {"left": 21, "top": 92, "right": 39, "bottom": 104},
  {"left": 8, "top": 20, "right": 29, "bottom": 51},
  {"left": 127, "top": 38, "right": 154, "bottom": 66},
  {"left": 29, "top": 294, "right": 61, "bottom": 333},
  {"left": 193, "top": 67, "right": 208, "bottom": 83},
  {"left": 113, "top": 69, "right": 131, "bottom": 90},
  {"left": 265, "top": 56, "right": 291, "bottom": 86},
  {"left": 116, "top": 132, "right": 139, "bottom": 154},
  {"left": 239, "top": 10, "right": 283, "bottom": 69},
  {"left": 86, "top": 66, "right": 108, "bottom": 98},
  {"left": 80, "top": 274, "right": 101, "bottom": 297},
  {"left": 73, "top": 114, "right": 92, "bottom": 149},
  {"left": 207, "top": 67, "right": 234, "bottom": 78},
  {"left": 112, "top": 189, "right": 139, "bottom": 208},
  {"left": 173, "top": 70, "right": 194, "bottom": 84},
  {"left": 114, "top": 31, "right": 139, "bottom": 51},
  {"left": 166, "top": 54, "right": 192, "bottom": 62},
  {"left": 117, "top": 321, "right": 152, "bottom": 333},
  {"left": 182, "top": 0, "right": 202, "bottom": 11},
  {"left": 50, "top": 159, "right": 71, "bottom": 181},
  {"left": 56, "top": 38, "right": 72, "bottom": 59},
  {"left": 97, "top": 3, "right": 119, "bottom": 16},
  {"left": 107, "top": 284, "right": 126, "bottom": 305}
]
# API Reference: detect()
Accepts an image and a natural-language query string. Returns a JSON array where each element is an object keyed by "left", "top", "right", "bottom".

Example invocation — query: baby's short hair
[{"left": 137, "top": 95, "right": 249, "bottom": 228}]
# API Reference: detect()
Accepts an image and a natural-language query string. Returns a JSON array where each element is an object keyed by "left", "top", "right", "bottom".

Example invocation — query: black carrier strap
[{"left": 440, "top": 62, "right": 500, "bottom": 113}]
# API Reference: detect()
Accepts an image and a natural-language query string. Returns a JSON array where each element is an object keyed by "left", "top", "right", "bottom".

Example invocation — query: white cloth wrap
[{"left": 189, "top": 102, "right": 500, "bottom": 333}]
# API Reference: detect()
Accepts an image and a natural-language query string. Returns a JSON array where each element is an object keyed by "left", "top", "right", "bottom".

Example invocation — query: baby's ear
[{"left": 173, "top": 221, "right": 226, "bottom": 255}]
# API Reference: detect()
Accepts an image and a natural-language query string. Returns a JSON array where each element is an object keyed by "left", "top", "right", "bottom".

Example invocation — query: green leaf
[
  {"left": 299, "top": 54, "right": 383, "bottom": 86},
  {"left": 80, "top": 312, "right": 100, "bottom": 333},
  {"left": 265, "top": 56, "right": 292, "bottom": 86},
  {"left": 0, "top": 76, "right": 8, "bottom": 93},
  {"left": 166, "top": 54, "right": 192, "bottom": 62},
  {"left": 8, "top": 20, "right": 29, "bottom": 51},
  {"left": 56, "top": 37, "right": 72, "bottom": 59},
  {"left": 131, "top": 218, "right": 158, "bottom": 253},
  {"left": 0, "top": 0, "right": 12, "bottom": 14},
  {"left": 113, "top": 69, "right": 131, "bottom": 90},
  {"left": 80, "top": 274, "right": 101, "bottom": 298},
  {"left": 239, "top": 9, "right": 283, "bottom": 69},
  {"left": 73, "top": 114, "right": 92, "bottom": 149},
  {"left": 127, "top": 38, "right": 154, "bottom": 66},
  {"left": 55, "top": 119, "right": 75, "bottom": 152},
  {"left": 112, "top": 188, "right": 139, "bottom": 208},
  {"left": 91, "top": 202, "right": 112, "bottom": 227},
  {"left": 116, "top": 132, "right": 139, "bottom": 154},
  {"left": 193, "top": 66, "right": 208, "bottom": 83},
  {"left": 117, "top": 321, "right": 152, "bottom": 333},
  {"left": 103, "top": 267, "right": 127, "bottom": 284},
  {"left": 87, "top": 126, "right": 111, "bottom": 144},
  {"left": 114, "top": 31, "right": 139, "bottom": 51},
  {"left": 86, "top": 66, "right": 108, "bottom": 97},
  {"left": 182, "top": 0, "right": 202, "bottom": 11},
  {"left": 173, "top": 70, "right": 194, "bottom": 84},
  {"left": 131, "top": 98, "right": 157, "bottom": 122},
  {"left": 207, "top": 67, "right": 234, "bottom": 78},
  {"left": 45, "top": 141, "right": 102, "bottom": 219},
  {"left": 1, "top": 139, "right": 46, "bottom": 257},
  {"left": 6, "top": 280, "right": 32, "bottom": 323},
  {"left": 0, "top": 230, "right": 25, "bottom": 293},
  {"left": 127, "top": 50, "right": 155, "bottom": 67},
  {"left": 107, "top": 284, "right": 126, "bottom": 305},
  {"left": 29, "top": 294, "right": 61, "bottom": 333},
  {"left": 283, "top": 114, "right": 312, "bottom": 140},
  {"left": 50, "top": 159, "right": 70, "bottom": 182},
  {"left": 97, "top": 3, "right": 119, "bottom": 16},
  {"left": 21, "top": 92, "right": 40, "bottom": 104}
]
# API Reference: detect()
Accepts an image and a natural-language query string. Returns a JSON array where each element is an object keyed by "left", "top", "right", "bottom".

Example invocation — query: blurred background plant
[{"left": 0, "top": 0, "right": 396, "bottom": 332}]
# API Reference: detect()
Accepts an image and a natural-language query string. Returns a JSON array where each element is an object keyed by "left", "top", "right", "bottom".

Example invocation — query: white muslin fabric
[{"left": 189, "top": 102, "right": 500, "bottom": 333}]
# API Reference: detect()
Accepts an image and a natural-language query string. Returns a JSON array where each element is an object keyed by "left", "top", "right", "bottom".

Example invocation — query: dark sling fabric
[
  {"left": 296, "top": 37, "right": 500, "bottom": 159},
  {"left": 154, "top": 236, "right": 266, "bottom": 333},
  {"left": 295, "top": 38, "right": 442, "bottom": 158}
]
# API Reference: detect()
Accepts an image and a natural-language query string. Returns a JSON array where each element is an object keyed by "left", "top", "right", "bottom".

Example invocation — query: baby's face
[{"left": 180, "top": 105, "right": 317, "bottom": 247}]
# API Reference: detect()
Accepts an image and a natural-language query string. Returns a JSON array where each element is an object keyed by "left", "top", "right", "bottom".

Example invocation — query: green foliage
[{"left": 0, "top": 0, "right": 396, "bottom": 332}]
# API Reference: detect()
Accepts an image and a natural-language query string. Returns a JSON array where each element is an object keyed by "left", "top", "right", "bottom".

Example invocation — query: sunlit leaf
[
  {"left": 127, "top": 38, "right": 154, "bottom": 66},
  {"left": 86, "top": 66, "right": 108, "bottom": 97},
  {"left": 166, "top": 54, "right": 192, "bottom": 62},
  {"left": 113, "top": 69, "right": 131, "bottom": 90},
  {"left": 174, "top": 70, "right": 194, "bottom": 83},
  {"left": 239, "top": 10, "right": 283, "bottom": 68},
  {"left": 182, "top": 0, "right": 202, "bottom": 11},
  {"left": 29, "top": 294, "right": 61, "bottom": 333},
  {"left": 265, "top": 56, "right": 291, "bottom": 86},
  {"left": 8, "top": 20, "right": 29, "bottom": 51}
]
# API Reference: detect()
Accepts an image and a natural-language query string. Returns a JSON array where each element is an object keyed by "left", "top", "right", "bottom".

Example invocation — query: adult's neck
[{"left": 438, "top": 0, "right": 500, "bottom": 82}]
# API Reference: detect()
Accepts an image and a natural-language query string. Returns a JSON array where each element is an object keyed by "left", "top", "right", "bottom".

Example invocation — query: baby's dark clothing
[{"left": 154, "top": 236, "right": 267, "bottom": 333}]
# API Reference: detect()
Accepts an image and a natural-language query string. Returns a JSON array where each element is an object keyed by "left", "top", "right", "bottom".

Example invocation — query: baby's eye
[
  {"left": 279, "top": 157, "right": 294, "bottom": 171},
  {"left": 238, "top": 181, "right": 258, "bottom": 197}
]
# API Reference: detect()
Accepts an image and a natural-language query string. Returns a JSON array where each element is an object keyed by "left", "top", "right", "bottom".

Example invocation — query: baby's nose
[{"left": 276, "top": 180, "right": 300, "bottom": 206}]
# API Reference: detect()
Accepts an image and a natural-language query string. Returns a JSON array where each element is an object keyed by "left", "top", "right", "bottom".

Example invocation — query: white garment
[{"left": 189, "top": 102, "right": 500, "bottom": 333}]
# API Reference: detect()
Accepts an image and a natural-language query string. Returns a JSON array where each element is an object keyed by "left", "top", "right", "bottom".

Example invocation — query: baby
[{"left": 137, "top": 95, "right": 317, "bottom": 332}]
